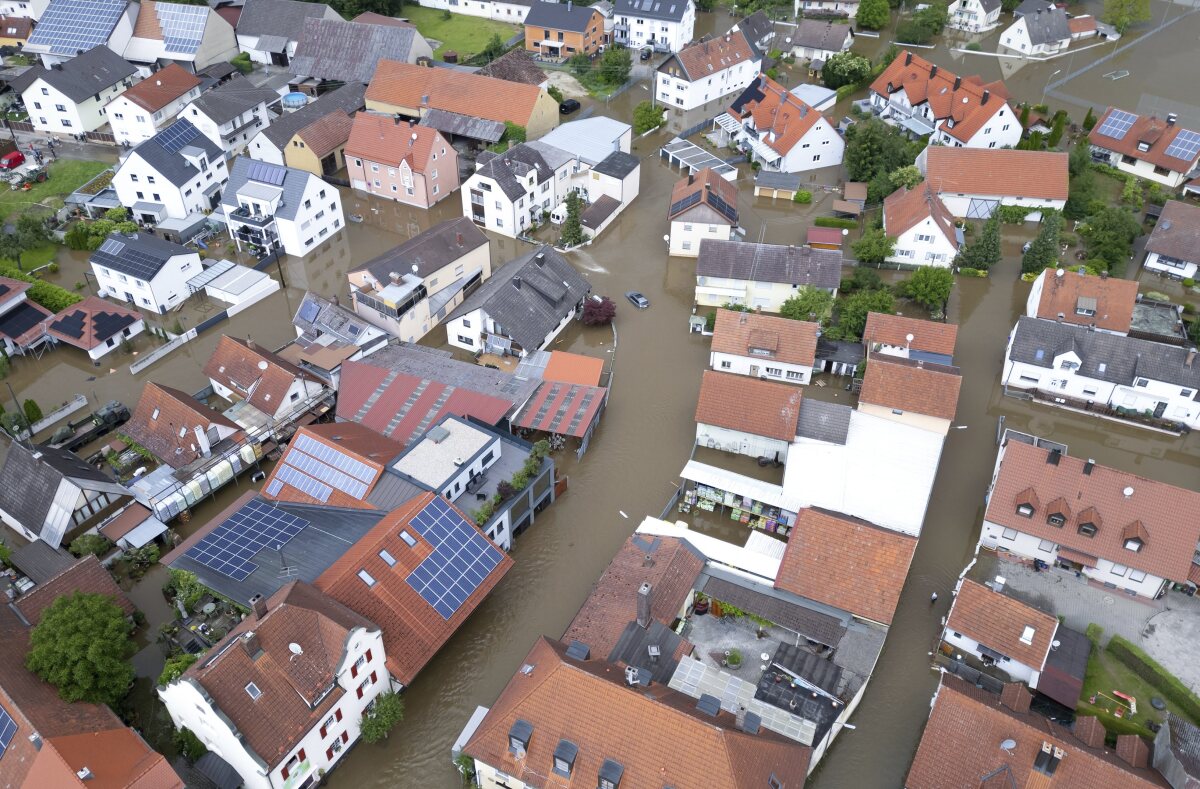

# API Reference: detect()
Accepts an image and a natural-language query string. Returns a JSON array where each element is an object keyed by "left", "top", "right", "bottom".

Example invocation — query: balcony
[{"left": 230, "top": 205, "right": 276, "bottom": 228}]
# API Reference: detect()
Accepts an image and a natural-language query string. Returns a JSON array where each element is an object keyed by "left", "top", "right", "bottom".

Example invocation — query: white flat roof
[
  {"left": 391, "top": 419, "right": 494, "bottom": 488},
  {"left": 206, "top": 264, "right": 270, "bottom": 296},
  {"left": 680, "top": 459, "right": 796, "bottom": 511},
  {"left": 539, "top": 116, "right": 631, "bottom": 165},
  {"left": 781, "top": 410, "right": 944, "bottom": 536},
  {"left": 635, "top": 516, "right": 781, "bottom": 582}
]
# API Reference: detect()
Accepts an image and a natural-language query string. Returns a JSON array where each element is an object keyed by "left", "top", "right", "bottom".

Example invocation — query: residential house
[
  {"left": 668, "top": 167, "right": 738, "bottom": 256},
  {"left": 539, "top": 115, "right": 632, "bottom": 166},
  {"left": 123, "top": 0, "right": 238, "bottom": 72},
  {"left": 863, "top": 311, "right": 958, "bottom": 363},
  {"left": 315, "top": 492, "right": 514, "bottom": 686},
  {"left": 444, "top": 245, "right": 591, "bottom": 357},
  {"left": 158, "top": 582, "right": 387, "bottom": 789},
  {"left": 979, "top": 439, "right": 1200, "bottom": 599},
  {"left": 1069, "top": 14, "right": 1099, "bottom": 40},
  {"left": 857, "top": 352, "right": 962, "bottom": 434},
  {"left": 23, "top": 0, "right": 136, "bottom": 65},
  {"left": 366, "top": 60, "right": 560, "bottom": 138},
  {"left": 610, "top": 0, "right": 695, "bottom": 53},
  {"left": 347, "top": 216, "right": 490, "bottom": 342},
  {"left": 106, "top": 63, "right": 203, "bottom": 145},
  {"left": 907, "top": 674, "right": 1165, "bottom": 789},
  {"left": 1155, "top": 715, "right": 1200, "bottom": 788},
  {"left": 788, "top": 19, "right": 852, "bottom": 62},
  {"left": 346, "top": 114, "right": 458, "bottom": 207},
  {"left": 882, "top": 185, "right": 960, "bottom": 268},
  {"left": 655, "top": 29, "right": 760, "bottom": 115},
  {"left": 709, "top": 308, "right": 819, "bottom": 384},
  {"left": 477, "top": 48, "right": 549, "bottom": 88},
  {"left": 0, "top": 276, "right": 53, "bottom": 357},
  {"left": 89, "top": 231, "right": 200, "bottom": 313},
  {"left": 943, "top": 578, "right": 1059, "bottom": 688},
  {"left": 1025, "top": 267, "right": 1139, "bottom": 334},
  {"left": 113, "top": 117, "right": 229, "bottom": 223},
  {"left": 461, "top": 142, "right": 570, "bottom": 237},
  {"left": 247, "top": 83, "right": 366, "bottom": 166},
  {"left": 11, "top": 45, "right": 137, "bottom": 133},
  {"left": 45, "top": 295, "right": 144, "bottom": 360},
  {"left": 719, "top": 74, "right": 844, "bottom": 173},
  {"left": 695, "top": 369, "right": 802, "bottom": 460},
  {"left": 182, "top": 75, "right": 278, "bottom": 155},
  {"left": 281, "top": 110, "right": 355, "bottom": 176},
  {"left": 1012, "top": 0, "right": 1052, "bottom": 17},
  {"left": 917, "top": 146, "right": 1069, "bottom": 218},
  {"left": 123, "top": 382, "right": 243, "bottom": 470},
  {"left": 869, "top": 51, "right": 1021, "bottom": 149},
  {"left": 1001, "top": 6, "right": 1072, "bottom": 56},
  {"left": 288, "top": 16, "right": 433, "bottom": 86},
  {"left": 579, "top": 150, "right": 641, "bottom": 237},
  {"left": 260, "top": 422, "right": 401, "bottom": 511},
  {"left": 204, "top": 335, "right": 327, "bottom": 421},
  {"left": 731, "top": 10, "right": 774, "bottom": 51},
  {"left": 461, "top": 637, "right": 812, "bottom": 789},
  {"left": 0, "top": 14, "right": 33, "bottom": 47},
  {"left": 11, "top": 553, "right": 135, "bottom": 625},
  {"left": 281, "top": 291, "right": 391, "bottom": 385},
  {"left": 695, "top": 239, "right": 842, "bottom": 311},
  {"left": 403, "top": 0, "right": 532, "bottom": 24},
  {"left": 947, "top": 0, "right": 1002, "bottom": 32},
  {"left": 523, "top": 0, "right": 604, "bottom": 58},
  {"left": 1001, "top": 315, "right": 1200, "bottom": 429},
  {"left": 0, "top": 438, "right": 132, "bottom": 548},
  {"left": 221, "top": 156, "right": 345, "bottom": 257},
  {"left": 1144, "top": 200, "right": 1200, "bottom": 279},
  {"left": 1089, "top": 106, "right": 1200, "bottom": 189},
  {"left": 235, "top": 0, "right": 340, "bottom": 66}
]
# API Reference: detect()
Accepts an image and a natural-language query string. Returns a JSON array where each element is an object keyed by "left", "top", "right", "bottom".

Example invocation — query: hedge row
[
  {"left": 814, "top": 217, "right": 858, "bottom": 229},
  {"left": 1106, "top": 635, "right": 1200, "bottom": 722}
]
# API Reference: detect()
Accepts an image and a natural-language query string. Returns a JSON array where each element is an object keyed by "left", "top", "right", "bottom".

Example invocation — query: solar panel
[
  {"left": 157, "top": 2, "right": 207, "bottom": 55},
  {"left": 295, "top": 434, "right": 377, "bottom": 483},
  {"left": 99, "top": 238, "right": 125, "bottom": 255},
  {"left": 274, "top": 463, "right": 333, "bottom": 503},
  {"left": 1095, "top": 109, "right": 1137, "bottom": 141},
  {"left": 247, "top": 160, "right": 287, "bottom": 186},
  {"left": 265, "top": 479, "right": 283, "bottom": 497},
  {"left": 1164, "top": 129, "right": 1200, "bottom": 162},
  {"left": 156, "top": 118, "right": 202, "bottom": 154},
  {"left": 49, "top": 310, "right": 86, "bottom": 339},
  {"left": 668, "top": 190, "right": 702, "bottom": 217},
  {"left": 27, "top": 0, "right": 127, "bottom": 56},
  {"left": 0, "top": 704, "right": 16, "bottom": 759},
  {"left": 92, "top": 309, "right": 137, "bottom": 342},
  {"left": 183, "top": 498, "right": 309, "bottom": 581},
  {"left": 405, "top": 497, "right": 503, "bottom": 619},
  {"left": 297, "top": 299, "right": 320, "bottom": 325},
  {"left": 708, "top": 193, "right": 737, "bottom": 223},
  {"left": 283, "top": 453, "right": 367, "bottom": 499}
]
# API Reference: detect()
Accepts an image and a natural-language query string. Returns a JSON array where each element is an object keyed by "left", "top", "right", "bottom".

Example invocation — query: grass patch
[
  {"left": 0, "top": 244, "right": 57, "bottom": 272},
  {"left": 0, "top": 159, "right": 110, "bottom": 221},
  {"left": 1079, "top": 642, "right": 1196, "bottom": 738},
  {"left": 400, "top": 6, "right": 518, "bottom": 57}
]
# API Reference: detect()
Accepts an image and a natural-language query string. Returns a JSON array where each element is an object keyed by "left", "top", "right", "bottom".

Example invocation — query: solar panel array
[
  {"left": 1095, "top": 109, "right": 1137, "bottom": 141},
  {"left": 668, "top": 189, "right": 701, "bottom": 217},
  {"left": 274, "top": 463, "right": 333, "bottom": 502},
  {"left": 156, "top": 119, "right": 202, "bottom": 154},
  {"left": 708, "top": 191, "right": 737, "bottom": 223},
  {"left": 99, "top": 238, "right": 125, "bottom": 256},
  {"left": 297, "top": 299, "right": 320, "bottom": 325},
  {"left": 1164, "top": 129, "right": 1200, "bottom": 163},
  {"left": 184, "top": 498, "right": 310, "bottom": 581},
  {"left": 272, "top": 433, "right": 377, "bottom": 502},
  {"left": 158, "top": 3, "right": 207, "bottom": 55},
  {"left": 95, "top": 242, "right": 171, "bottom": 281},
  {"left": 0, "top": 704, "right": 15, "bottom": 759},
  {"left": 405, "top": 497, "right": 502, "bottom": 619},
  {"left": 27, "top": 0, "right": 127, "bottom": 55},
  {"left": 247, "top": 160, "right": 287, "bottom": 186}
]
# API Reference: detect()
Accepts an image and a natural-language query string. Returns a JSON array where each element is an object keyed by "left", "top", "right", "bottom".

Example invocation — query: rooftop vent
[
  {"left": 697, "top": 694, "right": 721, "bottom": 717},
  {"left": 565, "top": 640, "right": 590, "bottom": 660},
  {"left": 427, "top": 425, "right": 451, "bottom": 444},
  {"left": 1083, "top": 458, "right": 1095, "bottom": 475},
  {"left": 1047, "top": 448, "right": 1061, "bottom": 466},
  {"left": 452, "top": 457, "right": 465, "bottom": 466},
  {"left": 739, "top": 711, "right": 762, "bottom": 734},
  {"left": 76, "top": 767, "right": 93, "bottom": 781}
]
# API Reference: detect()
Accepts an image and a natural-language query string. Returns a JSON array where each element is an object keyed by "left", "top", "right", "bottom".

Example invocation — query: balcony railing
[{"left": 230, "top": 206, "right": 277, "bottom": 227}]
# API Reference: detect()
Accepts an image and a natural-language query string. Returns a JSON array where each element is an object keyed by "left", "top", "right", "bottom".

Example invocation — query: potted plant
[{"left": 727, "top": 649, "right": 743, "bottom": 669}]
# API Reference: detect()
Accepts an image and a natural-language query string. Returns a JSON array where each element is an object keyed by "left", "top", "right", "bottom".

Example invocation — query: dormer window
[
  {"left": 509, "top": 719, "right": 533, "bottom": 756},
  {"left": 1122, "top": 521, "right": 1147, "bottom": 552},
  {"left": 1047, "top": 513, "right": 1066, "bottom": 527},
  {"left": 1033, "top": 742, "right": 1064, "bottom": 776},
  {"left": 1078, "top": 522, "right": 1097, "bottom": 537},
  {"left": 1017, "top": 503, "right": 1034, "bottom": 517},
  {"left": 598, "top": 759, "right": 624, "bottom": 789},
  {"left": 552, "top": 740, "right": 578, "bottom": 777}
]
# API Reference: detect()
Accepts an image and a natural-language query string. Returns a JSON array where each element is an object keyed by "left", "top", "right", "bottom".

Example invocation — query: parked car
[
  {"left": 0, "top": 150, "right": 25, "bottom": 171},
  {"left": 626, "top": 291, "right": 650, "bottom": 309},
  {"left": 559, "top": 99, "right": 581, "bottom": 115},
  {"left": 640, "top": 47, "right": 653, "bottom": 61}
]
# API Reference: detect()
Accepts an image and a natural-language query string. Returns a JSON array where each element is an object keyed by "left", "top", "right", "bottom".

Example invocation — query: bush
[
  {"left": 230, "top": 52, "right": 252, "bottom": 75},
  {"left": 174, "top": 727, "right": 207, "bottom": 763},
  {"left": 581, "top": 296, "right": 616, "bottom": 325},
  {"left": 167, "top": 569, "right": 206, "bottom": 613},
  {"left": 835, "top": 84, "right": 855, "bottom": 102},
  {"left": 792, "top": 190, "right": 812, "bottom": 204},
  {"left": 547, "top": 85, "right": 564, "bottom": 103},
  {"left": 158, "top": 653, "right": 199, "bottom": 686},
  {"left": 1086, "top": 623, "right": 1104, "bottom": 649},
  {"left": 360, "top": 692, "right": 405, "bottom": 744},
  {"left": 633, "top": 101, "right": 663, "bottom": 135},
  {"left": 957, "top": 267, "right": 988, "bottom": 278},
  {"left": 814, "top": 217, "right": 858, "bottom": 229},
  {"left": 69, "top": 533, "right": 113, "bottom": 558},
  {"left": 1106, "top": 635, "right": 1200, "bottom": 722},
  {"left": 1182, "top": 278, "right": 1196, "bottom": 288},
  {"left": 966, "top": 42, "right": 982, "bottom": 51},
  {"left": 995, "top": 205, "right": 1032, "bottom": 224}
]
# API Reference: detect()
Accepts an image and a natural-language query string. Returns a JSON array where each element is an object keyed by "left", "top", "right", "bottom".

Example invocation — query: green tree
[
  {"left": 1082, "top": 107, "right": 1097, "bottom": 131},
  {"left": 104, "top": 206, "right": 129, "bottom": 222},
  {"left": 1102, "top": 0, "right": 1150, "bottom": 33},
  {"left": 900, "top": 266, "right": 954, "bottom": 314},
  {"left": 598, "top": 46, "right": 632, "bottom": 86},
  {"left": 780, "top": 287, "right": 834, "bottom": 324},
  {"left": 841, "top": 266, "right": 883, "bottom": 293},
  {"left": 1021, "top": 212, "right": 1063, "bottom": 274},
  {"left": 956, "top": 215, "right": 1001, "bottom": 270},
  {"left": 69, "top": 533, "right": 113, "bottom": 558},
  {"left": 851, "top": 227, "right": 896, "bottom": 266},
  {"left": 559, "top": 192, "right": 584, "bottom": 247},
  {"left": 633, "top": 101, "right": 662, "bottom": 134},
  {"left": 480, "top": 33, "right": 506, "bottom": 62},
  {"left": 158, "top": 653, "right": 199, "bottom": 686},
  {"left": 1047, "top": 113, "right": 1067, "bottom": 148},
  {"left": 360, "top": 691, "right": 405, "bottom": 744},
  {"left": 821, "top": 51, "right": 872, "bottom": 89},
  {"left": 1068, "top": 139, "right": 1091, "bottom": 177},
  {"left": 889, "top": 165, "right": 923, "bottom": 190},
  {"left": 832, "top": 289, "right": 895, "bottom": 341},
  {"left": 26, "top": 592, "right": 135, "bottom": 705},
  {"left": 230, "top": 52, "right": 252, "bottom": 75},
  {"left": 844, "top": 119, "right": 919, "bottom": 183},
  {"left": 1079, "top": 206, "right": 1140, "bottom": 272},
  {"left": 856, "top": 0, "right": 891, "bottom": 30},
  {"left": 1019, "top": 104, "right": 1031, "bottom": 129},
  {"left": 567, "top": 53, "right": 591, "bottom": 79},
  {"left": 547, "top": 84, "right": 564, "bottom": 103},
  {"left": 174, "top": 727, "right": 207, "bottom": 763},
  {"left": 22, "top": 398, "right": 42, "bottom": 425}
]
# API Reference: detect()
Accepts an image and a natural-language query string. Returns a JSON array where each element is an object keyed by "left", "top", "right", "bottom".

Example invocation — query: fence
[
  {"left": 20, "top": 394, "right": 89, "bottom": 439},
  {"left": 6, "top": 120, "right": 33, "bottom": 134},
  {"left": 129, "top": 328, "right": 198, "bottom": 375},
  {"left": 84, "top": 131, "right": 116, "bottom": 145},
  {"left": 934, "top": 654, "right": 1006, "bottom": 694}
]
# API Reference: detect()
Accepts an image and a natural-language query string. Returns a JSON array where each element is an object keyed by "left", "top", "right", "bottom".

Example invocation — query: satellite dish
[
  {"left": 906, "top": 333, "right": 914, "bottom": 343},
  {"left": 258, "top": 360, "right": 269, "bottom": 371},
  {"left": 1051, "top": 640, "right": 1062, "bottom": 649},
  {"left": 288, "top": 643, "right": 303, "bottom": 656},
  {"left": 1123, "top": 486, "right": 1134, "bottom": 497},
  {"left": 1000, "top": 739, "right": 1017, "bottom": 752}
]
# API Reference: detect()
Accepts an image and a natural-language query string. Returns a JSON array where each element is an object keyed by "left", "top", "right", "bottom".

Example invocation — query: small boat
[
  {"left": 348, "top": 214, "right": 364, "bottom": 223},
  {"left": 1102, "top": 70, "right": 1130, "bottom": 81}
]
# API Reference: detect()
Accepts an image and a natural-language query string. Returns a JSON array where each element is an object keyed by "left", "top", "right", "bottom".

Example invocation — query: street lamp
[{"left": 1041, "top": 69, "right": 1061, "bottom": 106}]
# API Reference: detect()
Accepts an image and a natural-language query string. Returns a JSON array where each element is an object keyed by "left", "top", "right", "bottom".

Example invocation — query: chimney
[
  {"left": 1186, "top": 348, "right": 1196, "bottom": 368},
  {"left": 1167, "top": 113, "right": 1178, "bottom": 126},
  {"left": 636, "top": 582, "right": 652, "bottom": 629},
  {"left": 982, "top": 89, "right": 990, "bottom": 105},
  {"left": 1083, "top": 459, "right": 1095, "bottom": 475},
  {"left": 929, "top": 65, "right": 938, "bottom": 79},
  {"left": 1047, "top": 448, "right": 1061, "bottom": 465},
  {"left": 999, "top": 683, "right": 1032, "bottom": 714},
  {"left": 1073, "top": 716, "right": 1107, "bottom": 749},
  {"left": 194, "top": 425, "right": 211, "bottom": 457},
  {"left": 688, "top": 173, "right": 695, "bottom": 186},
  {"left": 905, "top": 51, "right": 913, "bottom": 66},
  {"left": 1116, "top": 734, "right": 1151, "bottom": 768},
  {"left": 642, "top": 553, "right": 655, "bottom": 568},
  {"left": 393, "top": 113, "right": 402, "bottom": 125},
  {"left": 242, "top": 631, "right": 262, "bottom": 659},
  {"left": 513, "top": 276, "right": 522, "bottom": 290},
  {"left": 953, "top": 76, "right": 961, "bottom": 90},
  {"left": 421, "top": 94, "right": 430, "bottom": 106},
  {"left": 389, "top": 271, "right": 401, "bottom": 284},
  {"left": 250, "top": 593, "right": 267, "bottom": 620},
  {"left": 456, "top": 231, "right": 464, "bottom": 246}
]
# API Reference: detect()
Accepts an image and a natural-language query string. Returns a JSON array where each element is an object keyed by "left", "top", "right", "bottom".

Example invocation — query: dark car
[
  {"left": 626, "top": 291, "right": 650, "bottom": 309},
  {"left": 559, "top": 99, "right": 581, "bottom": 115},
  {"left": 640, "top": 47, "right": 653, "bottom": 61}
]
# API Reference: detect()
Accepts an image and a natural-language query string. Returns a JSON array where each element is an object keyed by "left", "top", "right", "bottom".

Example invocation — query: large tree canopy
[{"left": 26, "top": 592, "right": 135, "bottom": 705}]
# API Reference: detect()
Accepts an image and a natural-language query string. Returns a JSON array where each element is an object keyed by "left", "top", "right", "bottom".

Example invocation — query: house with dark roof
[
  {"left": 1089, "top": 106, "right": 1200, "bottom": 189},
  {"left": 0, "top": 276, "right": 54, "bottom": 357},
  {"left": 123, "top": 0, "right": 238, "bottom": 72},
  {"left": 204, "top": 335, "right": 327, "bottom": 422},
  {"left": 695, "top": 238, "right": 842, "bottom": 311},
  {"left": 1025, "top": 267, "right": 1140, "bottom": 334},
  {"left": 88, "top": 231, "right": 201, "bottom": 314},
  {"left": 709, "top": 308, "right": 819, "bottom": 384},
  {"left": 444, "top": 245, "right": 591, "bottom": 357},
  {"left": 460, "top": 141, "right": 570, "bottom": 238},
  {"left": 124, "top": 381, "right": 244, "bottom": 470},
  {"left": 1001, "top": 315, "right": 1200, "bottom": 430},
  {"left": 23, "top": 0, "right": 138, "bottom": 66},
  {"left": 947, "top": 0, "right": 1002, "bottom": 32},
  {"left": 13, "top": 45, "right": 138, "bottom": 133},
  {"left": 941, "top": 578, "right": 1060, "bottom": 689},
  {"left": 718, "top": 73, "right": 844, "bottom": 173},
  {"left": 1001, "top": 5, "right": 1073, "bottom": 55},
  {"left": 668, "top": 167, "right": 739, "bottom": 256},
  {"left": 220, "top": 156, "right": 345, "bottom": 257},
  {"left": 278, "top": 291, "right": 391, "bottom": 385},
  {"left": 106, "top": 63, "right": 203, "bottom": 145},
  {"left": 157, "top": 581, "right": 387, "bottom": 789},
  {"left": 732, "top": 9, "right": 775, "bottom": 50},
  {"left": 112, "top": 117, "right": 229, "bottom": 223},
  {"left": 289, "top": 16, "right": 432, "bottom": 87},
  {"left": 789, "top": 19, "right": 852, "bottom": 62},
  {"left": 610, "top": 0, "right": 695, "bottom": 52},
  {"left": 477, "top": 48, "right": 549, "bottom": 87},
  {"left": 0, "top": 438, "right": 132, "bottom": 547},
  {"left": 523, "top": 0, "right": 604, "bottom": 57},
  {"left": 1144, "top": 200, "right": 1200, "bottom": 280},
  {"left": 883, "top": 185, "right": 960, "bottom": 267},
  {"left": 346, "top": 216, "right": 491, "bottom": 343},
  {"left": 182, "top": 74, "right": 279, "bottom": 155},
  {"left": 45, "top": 295, "right": 144, "bottom": 360},
  {"left": 247, "top": 82, "right": 366, "bottom": 166},
  {"left": 345, "top": 114, "right": 458, "bottom": 208},
  {"left": 655, "top": 29, "right": 760, "bottom": 117},
  {"left": 234, "top": 0, "right": 341, "bottom": 67}
]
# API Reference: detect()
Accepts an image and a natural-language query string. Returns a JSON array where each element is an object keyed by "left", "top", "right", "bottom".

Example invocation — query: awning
[
  {"left": 512, "top": 380, "right": 606, "bottom": 438},
  {"left": 131, "top": 201, "right": 166, "bottom": 216},
  {"left": 203, "top": 180, "right": 222, "bottom": 196},
  {"left": 256, "top": 34, "right": 288, "bottom": 53},
  {"left": 1056, "top": 547, "right": 1098, "bottom": 567},
  {"left": 898, "top": 114, "right": 935, "bottom": 136}
]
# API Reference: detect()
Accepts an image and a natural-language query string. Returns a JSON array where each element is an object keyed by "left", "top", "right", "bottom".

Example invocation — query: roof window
[{"left": 245, "top": 682, "right": 262, "bottom": 700}]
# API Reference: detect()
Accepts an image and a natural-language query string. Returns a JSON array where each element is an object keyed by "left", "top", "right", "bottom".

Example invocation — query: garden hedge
[{"left": 814, "top": 217, "right": 858, "bottom": 229}]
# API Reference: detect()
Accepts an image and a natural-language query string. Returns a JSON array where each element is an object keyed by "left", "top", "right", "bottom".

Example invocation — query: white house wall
[
  {"left": 886, "top": 221, "right": 957, "bottom": 268},
  {"left": 943, "top": 629, "right": 1040, "bottom": 686},
  {"left": 710, "top": 351, "right": 813, "bottom": 384},
  {"left": 655, "top": 56, "right": 760, "bottom": 112},
  {"left": 248, "top": 132, "right": 286, "bottom": 165},
  {"left": 24, "top": 74, "right": 135, "bottom": 133},
  {"left": 696, "top": 422, "right": 790, "bottom": 460},
  {"left": 938, "top": 193, "right": 1065, "bottom": 218},
  {"left": 670, "top": 218, "right": 732, "bottom": 256},
  {"left": 1143, "top": 251, "right": 1198, "bottom": 280},
  {"left": 444, "top": 307, "right": 486, "bottom": 353},
  {"left": 92, "top": 251, "right": 198, "bottom": 314},
  {"left": 777, "top": 117, "right": 844, "bottom": 173}
]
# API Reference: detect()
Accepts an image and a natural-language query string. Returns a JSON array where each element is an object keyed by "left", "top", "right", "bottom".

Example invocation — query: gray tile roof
[
  {"left": 259, "top": 82, "right": 365, "bottom": 149},
  {"left": 755, "top": 170, "right": 804, "bottom": 191},
  {"left": 12, "top": 46, "right": 136, "bottom": 103},
  {"left": 358, "top": 344, "right": 540, "bottom": 408},
  {"left": 9, "top": 540, "right": 73, "bottom": 584},
  {"left": 1145, "top": 200, "right": 1200, "bottom": 263},
  {"left": 1023, "top": 7, "right": 1071, "bottom": 46},
  {"left": 477, "top": 48, "right": 547, "bottom": 86},
  {"left": 187, "top": 75, "right": 278, "bottom": 125},
  {"left": 127, "top": 117, "right": 223, "bottom": 187},
  {"left": 696, "top": 240, "right": 843, "bottom": 290},
  {"left": 0, "top": 440, "right": 126, "bottom": 543},
  {"left": 735, "top": 10, "right": 774, "bottom": 46},
  {"left": 418, "top": 108, "right": 505, "bottom": 142},
  {"left": 1013, "top": 0, "right": 1053, "bottom": 17},
  {"left": 90, "top": 231, "right": 191, "bottom": 279},
  {"left": 795, "top": 398, "right": 852, "bottom": 444},
  {"left": 524, "top": 0, "right": 597, "bottom": 32},
  {"left": 612, "top": 0, "right": 690, "bottom": 23},
  {"left": 979, "top": 0, "right": 1002, "bottom": 12},
  {"left": 351, "top": 216, "right": 488, "bottom": 281},
  {"left": 1010, "top": 316, "right": 1200, "bottom": 392},
  {"left": 365, "top": 469, "right": 427, "bottom": 511},
  {"left": 592, "top": 150, "right": 639, "bottom": 179},
  {"left": 447, "top": 245, "right": 592, "bottom": 352},
  {"left": 289, "top": 17, "right": 423, "bottom": 83},
  {"left": 472, "top": 143, "right": 556, "bottom": 201},
  {"left": 791, "top": 20, "right": 851, "bottom": 52},
  {"left": 222, "top": 156, "right": 312, "bottom": 222},
  {"left": 236, "top": 0, "right": 339, "bottom": 40}
]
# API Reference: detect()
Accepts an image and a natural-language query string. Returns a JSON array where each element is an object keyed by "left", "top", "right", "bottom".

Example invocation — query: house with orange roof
[
  {"left": 709, "top": 307, "right": 819, "bottom": 384},
  {"left": 695, "top": 370, "right": 802, "bottom": 460},
  {"left": 123, "top": 381, "right": 244, "bottom": 471},
  {"left": 1090, "top": 105, "right": 1200, "bottom": 189},
  {"left": 942, "top": 578, "right": 1059, "bottom": 688},
  {"left": 122, "top": 0, "right": 237, "bottom": 73},
  {"left": 1025, "top": 267, "right": 1139, "bottom": 335},
  {"left": 882, "top": 185, "right": 961, "bottom": 268},
  {"left": 345, "top": 114, "right": 459, "bottom": 208},
  {"left": 917, "top": 145, "right": 1069, "bottom": 218},
  {"left": 45, "top": 295, "right": 144, "bottom": 360},
  {"left": 947, "top": 0, "right": 1002, "bottom": 32},
  {"left": 282, "top": 109, "right": 355, "bottom": 177},
  {"left": 863, "top": 311, "right": 958, "bottom": 363},
  {"left": 718, "top": 73, "right": 844, "bottom": 173},
  {"left": 655, "top": 29, "right": 760, "bottom": 116},
  {"left": 204, "top": 335, "right": 327, "bottom": 422},
  {"left": 0, "top": 14, "right": 33, "bottom": 47},
  {"left": 869, "top": 50, "right": 1021, "bottom": 150},
  {"left": 857, "top": 352, "right": 961, "bottom": 434},
  {"left": 667, "top": 167, "right": 739, "bottom": 256}
]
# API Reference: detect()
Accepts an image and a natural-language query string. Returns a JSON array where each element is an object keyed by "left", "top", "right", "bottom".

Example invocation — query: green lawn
[
  {"left": 0, "top": 159, "right": 110, "bottom": 220},
  {"left": 0, "top": 243, "right": 57, "bottom": 272},
  {"left": 1078, "top": 647, "right": 1193, "bottom": 738},
  {"left": 401, "top": 6, "right": 518, "bottom": 57}
]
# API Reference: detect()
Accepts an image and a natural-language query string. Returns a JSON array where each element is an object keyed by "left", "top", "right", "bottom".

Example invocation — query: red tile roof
[
  {"left": 694, "top": 370, "right": 802, "bottom": 441},
  {"left": 730, "top": 74, "right": 822, "bottom": 156},
  {"left": 667, "top": 28, "right": 757, "bottom": 82},
  {"left": 542, "top": 350, "right": 603, "bottom": 386},
  {"left": 345, "top": 112, "right": 447, "bottom": 169},
  {"left": 563, "top": 534, "right": 704, "bottom": 658},
  {"left": 1068, "top": 15, "right": 1097, "bottom": 33},
  {"left": 858, "top": 352, "right": 961, "bottom": 421},
  {"left": 294, "top": 109, "right": 354, "bottom": 159},
  {"left": 26, "top": 728, "right": 183, "bottom": 789},
  {"left": 14, "top": 555, "right": 136, "bottom": 625},
  {"left": 464, "top": 638, "right": 812, "bottom": 788},
  {"left": 262, "top": 422, "right": 398, "bottom": 509},
  {"left": 863, "top": 312, "right": 958, "bottom": 357},
  {"left": 1145, "top": 199, "right": 1200, "bottom": 262},
  {"left": 316, "top": 492, "right": 513, "bottom": 685},
  {"left": 884, "top": 185, "right": 959, "bottom": 249},
  {"left": 1091, "top": 106, "right": 1200, "bottom": 173},
  {"left": 123, "top": 382, "right": 242, "bottom": 470},
  {"left": 668, "top": 167, "right": 738, "bottom": 222},
  {"left": 871, "top": 50, "right": 1011, "bottom": 144},
  {"left": 119, "top": 63, "right": 202, "bottom": 113},
  {"left": 985, "top": 440, "right": 1200, "bottom": 582},
  {"left": 367, "top": 60, "right": 548, "bottom": 127},
  {"left": 775, "top": 508, "right": 917, "bottom": 625},
  {"left": 203, "top": 336, "right": 322, "bottom": 416},
  {"left": 512, "top": 380, "right": 606, "bottom": 438},
  {"left": 710, "top": 308, "right": 818, "bottom": 367},
  {"left": 946, "top": 579, "right": 1058, "bottom": 669},
  {"left": 924, "top": 146, "right": 1070, "bottom": 202},
  {"left": 1033, "top": 268, "right": 1138, "bottom": 332},
  {"left": 46, "top": 296, "right": 142, "bottom": 351},
  {"left": 0, "top": 15, "right": 33, "bottom": 40},
  {"left": 807, "top": 226, "right": 845, "bottom": 247}
]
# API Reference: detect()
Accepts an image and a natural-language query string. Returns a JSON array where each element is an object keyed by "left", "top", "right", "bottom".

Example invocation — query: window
[
  {"left": 1019, "top": 626, "right": 1036, "bottom": 645},
  {"left": 147, "top": 176, "right": 156, "bottom": 184},
  {"left": 41, "top": 87, "right": 48, "bottom": 96},
  {"left": 683, "top": 224, "right": 692, "bottom": 231},
  {"left": 786, "top": 370, "right": 804, "bottom": 380},
  {"left": 1016, "top": 503, "right": 1034, "bottom": 517},
  {"left": 1037, "top": 539, "right": 1055, "bottom": 553},
  {"left": 1078, "top": 522, "right": 1097, "bottom": 537},
  {"left": 1001, "top": 528, "right": 1018, "bottom": 541},
  {"left": 400, "top": 530, "right": 417, "bottom": 547},
  {"left": 1111, "top": 564, "right": 1128, "bottom": 577},
  {"left": 379, "top": 549, "right": 396, "bottom": 566},
  {"left": 245, "top": 682, "right": 262, "bottom": 700},
  {"left": 357, "top": 569, "right": 376, "bottom": 586},
  {"left": 1135, "top": 378, "right": 1148, "bottom": 387},
  {"left": 1129, "top": 569, "right": 1147, "bottom": 583},
  {"left": 765, "top": 367, "right": 782, "bottom": 376},
  {"left": 356, "top": 678, "right": 369, "bottom": 699},
  {"left": 1124, "top": 539, "right": 1143, "bottom": 552},
  {"left": 61, "top": 119, "right": 72, "bottom": 127},
  {"left": 552, "top": 740, "right": 578, "bottom": 778},
  {"left": 719, "top": 360, "right": 731, "bottom": 369},
  {"left": 1047, "top": 513, "right": 1065, "bottom": 527},
  {"left": 457, "top": 334, "right": 475, "bottom": 346},
  {"left": 351, "top": 654, "right": 367, "bottom": 678}
]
